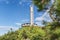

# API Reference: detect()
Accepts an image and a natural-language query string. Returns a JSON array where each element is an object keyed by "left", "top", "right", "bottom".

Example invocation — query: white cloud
[
  {"left": 36, "top": 22, "right": 42, "bottom": 26},
  {"left": 15, "top": 19, "right": 29, "bottom": 28},
  {"left": 51, "top": 0, "right": 55, "bottom": 4},
  {"left": 16, "top": 23, "right": 21, "bottom": 26},
  {"left": 35, "top": 8, "right": 53, "bottom": 26},
  {"left": 35, "top": 17, "right": 44, "bottom": 21},
  {"left": 0, "top": 26, "right": 19, "bottom": 30},
  {"left": 0, "top": 26, "right": 19, "bottom": 35},
  {"left": 15, "top": 19, "right": 29, "bottom": 26},
  {"left": 35, "top": 9, "right": 49, "bottom": 21},
  {"left": 35, "top": 13, "right": 52, "bottom": 22},
  {"left": 0, "top": 31, "right": 8, "bottom": 36}
]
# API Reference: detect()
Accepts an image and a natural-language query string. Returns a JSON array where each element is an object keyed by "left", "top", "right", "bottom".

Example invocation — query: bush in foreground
[{"left": 0, "top": 26, "right": 60, "bottom": 40}]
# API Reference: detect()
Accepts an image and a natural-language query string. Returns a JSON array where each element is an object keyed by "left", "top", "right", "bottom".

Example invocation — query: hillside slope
[{"left": 0, "top": 26, "right": 60, "bottom": 40}]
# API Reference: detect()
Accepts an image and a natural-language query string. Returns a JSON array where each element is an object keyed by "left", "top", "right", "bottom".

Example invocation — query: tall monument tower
[
  {"left": 21, "top": 1, "right": 37, "bottom": 27},
  {"left": 30, "top": 4, "right": 34, "bottom": 25}
]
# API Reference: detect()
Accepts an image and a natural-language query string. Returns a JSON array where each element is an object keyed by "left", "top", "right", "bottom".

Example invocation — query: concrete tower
[{"left": 30, "top": 4, "right": 34, "bottom": 25}]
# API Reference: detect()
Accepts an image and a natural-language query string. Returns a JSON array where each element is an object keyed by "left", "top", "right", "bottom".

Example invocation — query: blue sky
[{"left": 0, "top": 0, "right": 54, "bottom": 35}]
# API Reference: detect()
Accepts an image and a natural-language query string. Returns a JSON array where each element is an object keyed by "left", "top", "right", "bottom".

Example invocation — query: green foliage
[
  {"left": 33, "top": 0, "right": 60, "bottom": 23},
  {"left": 0, "top": 26, "right": 46, "bottom": 40},
  {"left": 18, "top": 26, "right": 46, "bottom": 40},
  {"left": 0, "top": 25, "right": 60, "bottom": 40},
  {"left": 33, "top": 0, "right": 50, "bottom": 11}
]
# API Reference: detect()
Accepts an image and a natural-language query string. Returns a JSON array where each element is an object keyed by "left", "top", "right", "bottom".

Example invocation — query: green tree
[
  {"left": 33, "top": 0, "right": 60, "bottom": 40},
  {"left": 33, "top": 0, "right": 50, "bottom": 11},
  {"left": 0, "top": 26, "right": 46, "bottom": 40},
  {"left": 33, "top": 0, "right": 60, "bottom": 23}
]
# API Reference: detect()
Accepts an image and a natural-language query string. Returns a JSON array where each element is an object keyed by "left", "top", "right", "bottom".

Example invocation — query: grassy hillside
[{"left": 0, "top": 26, "right": 60, "bottom": 40}]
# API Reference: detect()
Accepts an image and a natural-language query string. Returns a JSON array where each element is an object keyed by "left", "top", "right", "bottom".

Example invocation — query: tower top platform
[{"left": 21, "top": 23, "right": 37, "bottom": 27}]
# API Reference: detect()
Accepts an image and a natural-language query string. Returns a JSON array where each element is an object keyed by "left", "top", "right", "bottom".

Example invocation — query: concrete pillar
[{"left": 30, "top": 4, "right": 34, "bottom": 26}]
